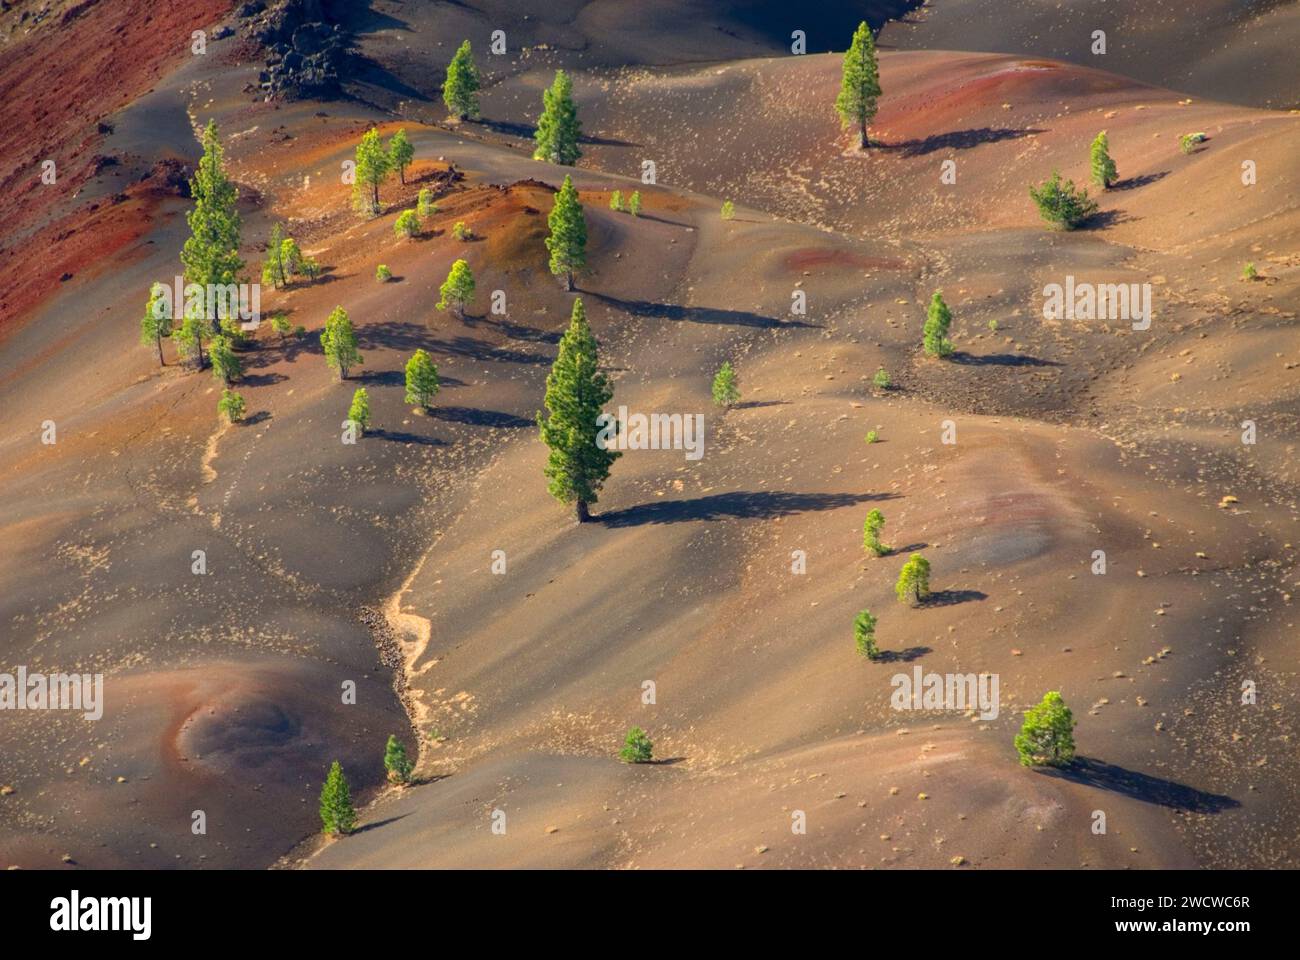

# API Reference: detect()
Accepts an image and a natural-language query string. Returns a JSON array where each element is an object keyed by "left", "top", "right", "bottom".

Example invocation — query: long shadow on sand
[
  {"left": 369, "top": 428, "right": 446, "bottom": 446},
  {"left": 599, "top": 490, "right": 896, "bottom": 527},
  {"left": 1112, "top": 171, "right": 1170, "bottom": 191},
  {"left": 354, "top": 369, "right": 405, "bottom": 387},
  {"left": 1044, "top": 758, "right": 1239, "bottom": 813},
  {"left": 432, "top": 405, "right": 533, "bottom": 429},
  {"left": 879, "top": 127, "right": 1045, "bottom": 158},
  {"left": 477, "top": 117, "right": 638, "bottom": 147},
  {"left": 923, "top": 588, "right": 988, "bottom": 607},
  {"left": 875, "top": 646, "right": 931, "bottom": 663},
  {"left": 462, "top": 313, "right": 561, "bottom": 344},
  {"left": 591, "top": 293, "right": 816, "bottom": 330},
  {"left": 951, "top": 351, "right": 1059, "bottom": 368}
]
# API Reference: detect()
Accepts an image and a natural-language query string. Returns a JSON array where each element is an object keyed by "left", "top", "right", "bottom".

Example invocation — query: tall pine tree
[
  {"left": 442, "top": 40, "right": 481, "bottom": 120},
  {"left": 181, "top": 120, "right": 244, "bottom": 327},
  {"left": 545, "top": 175, "right": 587, "bottom": 291},
  {"left": 140, "top": 282, "right": 172, "bottom": 366},
  {"left": 538, "top": 297, "right": 618, "bottom": 522},
  {"left": 318, "top": 761, "right": 357, "bottom": 836},
  {"left": 352, "top": 128, "right": 391, "bottom": 216},
  {"left": 388, "top": 128, "right": 414, "bottom": 185},
  {"left": 922, "top": 291, "right": 953, "bottom": 358},
  {"left": 835, "top": 22, "right": 882, "bottom": 149},
  {"left": 533, "top": 70, "right": 582, "bottom": 166},
  {"left": 1090, "top": 130, "right": 1117, "bottom": 189},
  {"left": 321, "top": 306, "right": 362, "bottom": 378},
  {"left": 404, "top": 348, "right": 441, "bottom": 409}
]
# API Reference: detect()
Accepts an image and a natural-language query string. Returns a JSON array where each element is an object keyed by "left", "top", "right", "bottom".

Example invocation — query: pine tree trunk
[
  {"left": 156, "top": 335, "right": 165, "bottom": 366},
  {"left": 575, "top": 500, "right": 590, "bottom": 523},
  {"left": 860, "top": 122, "right": 868, "bottom": 149},
  {"left": 565, "top": 270, "right": 574, "bottom": 292}
]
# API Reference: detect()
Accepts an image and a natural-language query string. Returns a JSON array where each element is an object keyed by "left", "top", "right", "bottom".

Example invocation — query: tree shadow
[
  {"left": 591, "top": 292, "right": 816, "bottom": 330},
  {"left": 879, "top": 127, "right": 1046, "bottom": 158},
  {"left": 950, "top": 351, "right": 1060, "bottom": 368},
  {"left": 462, "top": 313, "right": 560, "bottom": 344},
  {"left": 733, "top": 400, "right": 789, "bottom": 410},
  {"left": 1083, "top": 208, "right": 1135, "bottom": 228},
  {"left": 352, "top": 812, "right": 412, "bottom": 835},
  {"left": 369, "top": 428, "right": 447, "bottom": 446},
  {"left": 646, "top": 757, "right": 688, "bottom": 766},
  {"left": 432, "top": 405, "right": 533, "bottom": 429},
  {"left": 1044, "top": 757, "right": 1239, "bottom": 813},
  {"left": 240, "top": 371, "right": 289, "bottom": 387},
  {"left": 1112, "top": 171, "right": 1169, "bottom": 191},
  {"left": 243, "top": 411, "right": 272, "bottom": 426},
  {"left": 424, "top": 334, "right": 551, "bottom": 366},
  {"left": 476, "top": 117, "right": 638, "bottom": 147},
  {"left": 875, "top": 646, "right": 932, "bottom": 663},
  {"left": 354, "top": 369, "right": 404, "bottom": 387},
  {"left": 923, "top": 588, "right": 987, "bottom": 607},
  {"left": 599, "top": 490, "right": 896, "bottom": 528}
]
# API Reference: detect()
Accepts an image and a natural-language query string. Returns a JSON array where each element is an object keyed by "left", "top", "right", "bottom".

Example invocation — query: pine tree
[
  {"left": 545, "top": 175, "right": 587, "bottom": 291},
  {"left": 533, "top": 69, "right": 582, "bottom": 165},
  {"left": 437, "top": 258, "right": 475, "bottom": 319},
  {"left": 609, "top": 189, "right": 623, "bottom": 212},
  {"left": 181, "top": 120, "right": 244, "bottom": 328},
  {"left": 318, "top": 761, "right": 357, "bottom": 836},
  {"left": 711, "top": 361, "right": 739, "bottom": 407},
  {"left": 863, "top": 508, "right": 889, "bottom": 556},
  {"left": 1090, "top": 130, "right": 1117, "bottom": 189},
  {"left": 321, "top": 306, "right": 362, "bottom": 379},
  {"left": 388, "top": 128, "right": 414, "bottom": 185},
  {"left": 209, "top": 334, "right": 242, "bottom": 385},
  {"left": 854, "top": 610, "right": 878, "bottom": 660},
  {"left": 720, "top": 200, "right": 735, "bottom": 220},
  {"left": 628, "top": 190, "right": 642, "bottom": 217},
  {"left": 835, "top": 22, "right": 882, "bottom": 149},
  {"left": 1014, "top": 691, "right": 1076, "bottom": 767},
  {"left": 261, "top": 223, "right": 286, "bottom": 289},
  {"left": 442, "top": 40, "right": 481, "bottom": 120},
  {"left": 538, "top": 298, "right": 619, "bottom": 523},
  {"left": 352, "top": 128, "right": 391, "bottom": 217},
  {"left": 894, "top": 552, "right": 932, "bottom": 605},
  {"left": 394, "top": 209, "right": 420, "bottom": 239},
  {"left": 417, "top": 187, "right": 436, "bottom": 218},
  {"left": 348, "top": 387, "right": 371, "bottom": 435},
  {"left": 270, "top": 312, "right": 291, "bottom": 340},
  {"left": 218, "top": 388, "right": 246, "bottom": 423},
  {"left": 404, "top": 348, "right": 441, "bottom": 409},
  {"left": 383, "top": 734, "right": 413, "bottom": 784},
  {"left": 1029, "top": 171, "right": 1098, "bottom": 230},
  {"left": 279, "top": 237, "right": 302, "bottom": 281},
  {"left": 140, "top": 282, "right": 173, "bottom": 366},
  {"left": 922, "top": 291, "right": 954, "bottom": 358},
  {"left": 619, "top": 727, "right": 653, "bottom": 763},
  {"left": 171, "top": 304, "right": 209, "bottom": 370}
]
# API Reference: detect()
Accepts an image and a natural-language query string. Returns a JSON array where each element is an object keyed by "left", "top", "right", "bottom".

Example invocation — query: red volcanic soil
[{"left": 0, "top": 0, "right": 234, "bottom": 331}]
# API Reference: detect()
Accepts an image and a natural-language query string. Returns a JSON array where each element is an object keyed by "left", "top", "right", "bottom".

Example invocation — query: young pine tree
[
  {"left": 1090, "top": 130, "right": 1117, "bottom": 189},
  {"left": 609, "top": 189, "right": 623, "bottom": 212},
  {"left": 171, "top": 305, "right": 209, "bottom": 370},
  {"left": 181, "top": 120, "right": 244, "bottom": 327},
  {"left": 388, "top": 128, "right": 414, "bottom": 185},
  {"left": 437, "top": 258, "right": 475, "bottom": 319},
  {"left": 538, "top": 297, "right": 619, "bottom": 523},
  {"left": 321, "top": 306, "right": 362, "bottom": 379},
  {"left": 442, "top": 40, "right": 481, "bottom": 120},
  {"left": 545, "top": 175, "right": 587, "bottom": 291},
  {"left": 628, "top": 190, "right": 642, "bottom": 217},
  {"left": 347, "top": 387, "right": 372, "bottom": 435},
  {"left": 835, "top": 21, "right": 882, "bottom": 149},
  {"left": 270, "top": 312, "right": 291, "bottom": 340},
  {"left": 619, "top": 727, "right": 653, "bottom": 763},
  {"left": 352, "top": 128, "right": 392, "bottom": 217},
  {"left": 533, "top": 70, "right": 582, "bottom": 166},
  {"left": 383, "top": 734, "right": 413, "bottom": 784},
  {"left": 1014, "top": 691, "right": 1076, "bottom": 767},
  {"left": 404, "top": 348, "right": 441, "bottom": 410},
  {"left": 280, "top": 236, "right": 302, "bottom": 280},
  {"left": 394, "top": 209, "right": 420, "bottom": 239},
  {"left": 922, "top": 291, "right": 954, "bottom": 358},
  {"left": 319, "top": 761, "right": 357, "bottom": 836},
  {"left": 711, "top": 360, "right": 739, "bottom": 407},
  {"left": 854, "top": 609, "right": 879, "bottom": 660},
  {"left": 261, "top": 223, "right": 287, "bottom": 289},
  {"left": 894, "top": 553, "right": 932, "bottom": 605},
  {"left": 218, "top": 388, "right": 246, "bottom": 424},
  {"left": 209, "top": 334, "right": 242, "bottom": 385},
  {"left": 1029, "top": 171, "right": 1099, "bottom": 230},
  {"left": 141, "top": 282, "right": 173, "bottom": 366},
  {"left": 417, "top": 187, "right": 436, "bottom": 218},
  {"left": 720, "top": 200, "right": 735, "bottom": 220},
  {"left": 862, "top": 508, "right": 889, "bottom": 557}
]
